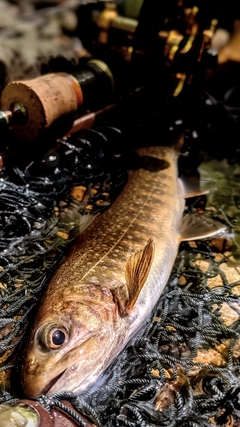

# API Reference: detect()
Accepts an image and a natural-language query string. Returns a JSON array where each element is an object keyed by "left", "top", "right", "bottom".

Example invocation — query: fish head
[
  {"left": 21, "top": 238, "right": 155, "bottom": 398},
  {"left": 20, "top": 283, "right": 125, "bottom": 398}
]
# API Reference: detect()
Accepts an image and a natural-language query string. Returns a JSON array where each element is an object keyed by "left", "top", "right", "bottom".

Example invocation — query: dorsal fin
[
  {"left": 180, "top": 213, "right": 227, "bottom": 241},
  {"left": 125, "top": 238, "right": 155, "bottom": 312}
]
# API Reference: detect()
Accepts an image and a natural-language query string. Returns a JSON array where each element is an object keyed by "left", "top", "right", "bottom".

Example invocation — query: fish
[{"left": 20, "top": 145, "right": 226, "bottom": 398}]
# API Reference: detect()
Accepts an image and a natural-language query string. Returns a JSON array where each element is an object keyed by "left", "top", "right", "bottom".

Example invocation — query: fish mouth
[
  {"left": 46, "top": 359, "right": 101, "bottom": 397},
  {"left": 23, "top": 368, "right": 67, "bottom": 399},
  {"left": 42, "top": 369, "right": 68, "bottom": 397},
  {"left": 46, "top": 365, "right": 79, "bottom": 396}
]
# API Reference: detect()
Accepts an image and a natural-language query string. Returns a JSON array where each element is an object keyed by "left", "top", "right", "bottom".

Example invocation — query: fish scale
[{"left": 22, "top": 145, "right": 220, "bottom": 398}]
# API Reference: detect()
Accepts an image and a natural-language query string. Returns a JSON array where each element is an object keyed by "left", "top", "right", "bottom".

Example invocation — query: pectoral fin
[
  {"left": 125, "top": 238, "right": 155, "bottom": 312},
  {"left": 180, "top": 213, "right": 227, "bottom": 241}
]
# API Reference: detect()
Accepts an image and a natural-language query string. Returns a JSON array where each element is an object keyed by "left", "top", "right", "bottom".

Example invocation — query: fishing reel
[{"left": 79, "top": 0, "right": 219, "bottom": 97}]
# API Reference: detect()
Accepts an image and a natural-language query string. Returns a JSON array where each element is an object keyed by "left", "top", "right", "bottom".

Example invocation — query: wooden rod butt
[{"left": 1, "top": 73, "right": 83, "bottom": 140}]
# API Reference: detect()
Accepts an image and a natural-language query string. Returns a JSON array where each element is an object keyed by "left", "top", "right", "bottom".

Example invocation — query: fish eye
[{"left": 43, "top": 325, "right": 69, "bottom": 350}]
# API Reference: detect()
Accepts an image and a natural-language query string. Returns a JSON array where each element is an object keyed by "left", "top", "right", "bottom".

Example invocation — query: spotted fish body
[{"left": 20, "top": 146, "right": 187, "bottom": 397}]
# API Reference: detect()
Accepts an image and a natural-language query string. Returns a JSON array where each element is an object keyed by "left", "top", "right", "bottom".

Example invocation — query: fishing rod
[
  {"left": 0, "top": 85, "right": 145, "bottom": 171},
  {"left": 0, "top": 58, "right": 114, "bottom": 141}
]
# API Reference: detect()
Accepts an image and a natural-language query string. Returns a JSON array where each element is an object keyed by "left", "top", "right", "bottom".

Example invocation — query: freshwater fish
[{"left": 20, "top": 145, "right": 225, "bottom": 398}]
